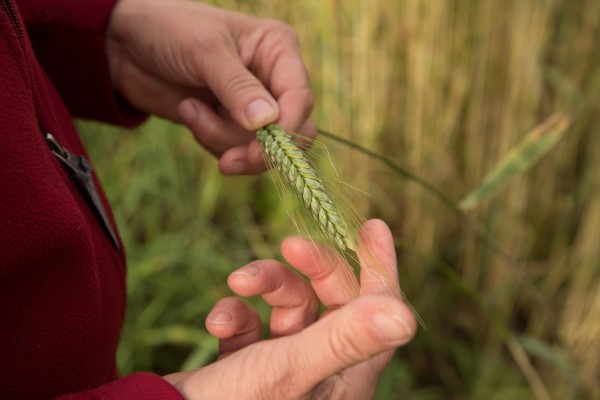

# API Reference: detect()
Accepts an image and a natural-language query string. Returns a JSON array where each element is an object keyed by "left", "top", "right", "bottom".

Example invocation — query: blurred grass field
[{"left": 79, "top": 0, "right": 600, "bottom": 398}]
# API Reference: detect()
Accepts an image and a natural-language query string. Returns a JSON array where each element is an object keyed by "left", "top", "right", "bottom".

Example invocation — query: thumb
[
  {"left": 282, "top": 295, "right": 416, "bottom": 391},
  {"left": 202, "top": 48, "right": 279, "bottom": 131}
]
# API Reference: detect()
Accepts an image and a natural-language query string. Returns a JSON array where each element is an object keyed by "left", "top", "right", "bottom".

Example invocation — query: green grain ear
[{"left": 256, "top": 124, "right": 356, "bottom": 253}]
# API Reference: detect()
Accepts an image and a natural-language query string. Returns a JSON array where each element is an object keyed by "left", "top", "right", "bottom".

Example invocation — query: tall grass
[{"left": 80, "top": 0, "right": 600, "bottom": 398}]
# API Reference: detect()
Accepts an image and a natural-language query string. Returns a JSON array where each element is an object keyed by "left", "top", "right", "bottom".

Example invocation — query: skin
[
  {"left": 165, "top": 219, "right": 416, "bottom": 399},
  {"left": 105, "top": 1, "right": 416, "bottom": 397},
  {"left": 106, "top": 0, "right": 316, "bottom": 175}
]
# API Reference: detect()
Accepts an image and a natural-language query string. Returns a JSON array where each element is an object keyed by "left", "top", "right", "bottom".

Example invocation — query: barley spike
[{"left": 257, "top": 124, "right": 356, "bottom": 252}]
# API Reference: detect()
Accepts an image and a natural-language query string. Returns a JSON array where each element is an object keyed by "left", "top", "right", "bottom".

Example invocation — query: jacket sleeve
[
  {"left": 16, "top": 0, "right": 146, "bottom": 126},
  {"left": 58, "top": 373, "right": 185, "bottom": 400}
]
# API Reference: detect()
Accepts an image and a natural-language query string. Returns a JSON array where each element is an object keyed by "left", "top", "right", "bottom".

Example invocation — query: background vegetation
[{"left": 79, "top": 0, "right": 600, "bottom": 398}]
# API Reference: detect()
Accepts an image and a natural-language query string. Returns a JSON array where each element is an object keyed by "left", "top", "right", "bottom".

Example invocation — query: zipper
[
  {"left": 45, "top": 133, "right": 121, "bottom": 250},
  {"left": 0, "top": 0, "right": 24, "bottom": 48}
]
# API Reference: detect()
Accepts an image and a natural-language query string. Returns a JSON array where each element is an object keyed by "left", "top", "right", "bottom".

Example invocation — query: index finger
[{"left": 281, "top": 238, "right": 360, "bottom": 308}]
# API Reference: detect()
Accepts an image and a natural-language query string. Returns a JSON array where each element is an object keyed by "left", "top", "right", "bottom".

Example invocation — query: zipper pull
[{"left": 45, "top": 133, "right": 120, "bottom": 249}]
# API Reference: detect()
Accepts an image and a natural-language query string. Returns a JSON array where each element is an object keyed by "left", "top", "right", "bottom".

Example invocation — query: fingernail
[
  {"left": 232, "top": 264, "right": 260, "bottom": 277},
  {"left": 179, "top": 100, "right": 198, "bottom": 124},
  {"left": 245, "top": 99, "right": 276, "bottom": 127},
  {"left": 209, "top": 310, "right": 233, "bottom": 324},
  {"left": 371, "top": 311, "right": 412, "bottom": 345}
]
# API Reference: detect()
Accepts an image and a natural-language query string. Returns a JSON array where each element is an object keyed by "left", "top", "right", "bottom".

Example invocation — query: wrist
[{"left": 163, "top": 371, "right": 192, "bottom": 399}]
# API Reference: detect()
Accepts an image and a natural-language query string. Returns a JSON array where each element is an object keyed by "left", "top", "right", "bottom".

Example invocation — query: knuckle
[
  {"left": 221, "top": 70, "right": 262, "bottom": 99},
  {"left": 264, "top": 19, "right": 298, "bottom": 40},
  {"left": 260, "top": 19, "right": 301, "bottom": 52},
  {"left": 191, "top": 35, "right": 218, "bottom": 58},
  {"left": 328, "top": 322, "right": 369, "bottom": 365}
]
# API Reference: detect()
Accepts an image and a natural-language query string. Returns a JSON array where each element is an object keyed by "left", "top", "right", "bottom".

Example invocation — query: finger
[
  {"left": 228, "top": 260, "right": 320, "bottom": 337},
  {"left": 178, "top": 98, "right": 254, "bottom": 157},
  {"left": 201, "top": 45, "right": 279, "bottom": 131},
  {"left": 179, "top": 97, "right": 268, "bottom": 175},
  {"left": 273, "top": 295, "right": 416, "bottom": 394},
  {"left": 275, "top": 88, "right": 315, "bottom": 136},
  {"left": 296, "top": 117, "right": 318, "bottom": 142},
  {"left": 357, "top": 219, "right": 401, "bottom": 297},
  {"left": 281, "top": 238, "right": 360, "bottom": 308},
  {"left": 117, "top": 60, "right": 200, "bottom": 121},
  {"left": 206, "top": 297, "right": 262, "bottom": 356},
  {"left": 218, "top": 140, "right": 267, "bottom": 176}
]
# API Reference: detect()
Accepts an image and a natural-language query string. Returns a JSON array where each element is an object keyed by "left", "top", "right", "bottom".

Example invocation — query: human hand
[
  {"left": 106, "top": 0, "right": 315, "bottom": 175},
  {"left": 163, "top": 220, "right": 417, "bottom": 399}
]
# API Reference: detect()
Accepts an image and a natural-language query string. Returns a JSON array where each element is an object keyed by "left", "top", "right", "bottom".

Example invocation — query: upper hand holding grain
[
  {"left": 164, "top": 220, "right": 417, "bottom": 399},
  {"left": 106, "top": 0, "right": 315, "bottom": 175}
]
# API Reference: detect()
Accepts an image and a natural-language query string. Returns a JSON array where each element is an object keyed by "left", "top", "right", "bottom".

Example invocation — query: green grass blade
[{"left": 459, "top": 114, "right": 571, "bottom": 211}]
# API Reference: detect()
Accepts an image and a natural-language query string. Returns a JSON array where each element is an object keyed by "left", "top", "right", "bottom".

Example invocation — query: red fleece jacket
[{"left": 0, "top": 0, "right": 183, "bottom": 398}]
